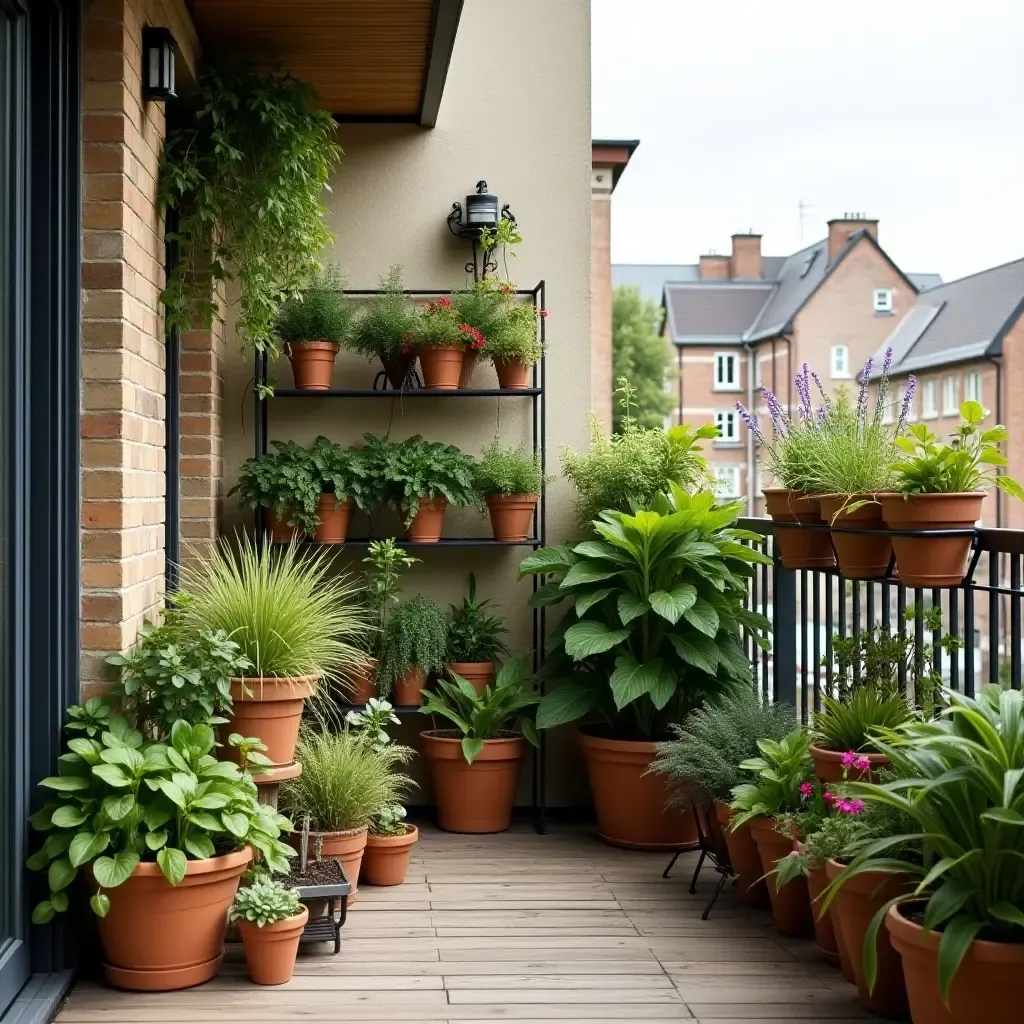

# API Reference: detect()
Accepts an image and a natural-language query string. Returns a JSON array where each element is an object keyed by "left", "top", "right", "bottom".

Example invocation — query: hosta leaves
[
  {"left": 617, "top": 593, "right": 648, "bottom": 625},
  {"left": 648, "top": 584, "right": 697, "bottom": 625},
  {"left": 102, "top": 794, "right": 135, "bottom": 821},
  {"left": 92, "top": 764, "right": 131, "bottom": 788},
  {"left": 668, "top": 633, "right": 719, "bottom": 675},
  {"left": 517, "top": 545, "right": 577, "bottom": 578},
  {"left": 39, "top": 776, "right": 89, "bottom": 793},
  {"left": 609, "top": 656, "right": 676, "bottom": 711},
  {"left": 221, "top": 811, "right": 250, "bottom": 838},
  {"left": 560, "top": 561, "right": 617, "bottom": 589},
  {"left": 183, "top": 834, "right": 216, "bottom": 860},
  {"left": 682, "top": 598, "right": 720, "bottom": 637},
  {"left": 575, "top": 588, "right": 613, "bottom": 617},
  {"left": 564, "top": 621, "right": 630, "bottom": 660},
  {"left": 536, "top": 683, "right": 598, "bottom": 729},
  {"left": 527, "top": 581, "right": 568, "bottom": 608},
  {"left": 188, "top": 811, "right": 224, "bottom": 832},
  {"left": 145, "top": 830, "right": 169, "bottom": 851}
]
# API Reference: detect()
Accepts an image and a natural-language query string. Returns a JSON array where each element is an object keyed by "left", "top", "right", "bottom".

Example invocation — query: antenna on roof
[{"left": 797, "top": 199, "right": 814, "bottom": 245}]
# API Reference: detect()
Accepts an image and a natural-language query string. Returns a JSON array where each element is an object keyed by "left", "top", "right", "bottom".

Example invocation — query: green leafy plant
[
  {"left": 378, "top": 596, "right": 448, "bottom": 693},
  {"left": 159, "top": 64, "right": 340, "bottom": 358},
  {"left": 420, "top": 655, "right": 539, "bottom": 763},
  {"left": 446, "top": 573, "right": 510, "bottom": 663},
  {"left": 370, "top": 803, "right": 409, "bottom": 837},
  {"left": 450, "top": 280, "right": 510, "bottom": 342},
  {"left": 346, "top": 267, "right": 417, "bottom": 361},
  {"left": 27, "top": 710, "right": 294, "bottom": 923},
  {"left": 474, "top": 439, "right": 543, "bottom": 499},
  {"left": 813, "top": 687, "right": 914, "bottom": 753},
  {"left": 230, "top": 879, "right": 302, "bottom": 926},
  {"left": 486, "top": 299, "right": 544, "bottom": 366},
  {"left": 611, "top": 286, "right": 673, "bottom": 431},
  {"left": 359, "top": 540, "right": 418, "bottom": 660},
  {"left": 728, "top": 727, "right": 813, "bottom": 829},
  {"left": 413, "top": 296, "right": 486, "bottom": 351},
  {"left": 229, "top": 440, "right": 323, "bottom": 534},
  {"left": 477, "top": 218, "right": 523, "bottom": 281},
  {"left": 519, "top": 485, "right": 771, "bottom": 739},
  {"left": 275, "top": 266, "right": 354, "bottom": 347},
  {"left": 307, "top": 435, "right": 373, "bottom": 510}
]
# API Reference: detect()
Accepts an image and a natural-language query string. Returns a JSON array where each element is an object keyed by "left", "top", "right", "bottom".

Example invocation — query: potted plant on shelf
[
  {"left": 346, "top": 266, "right": 418, "bottom": 388},
  {"left": 445, "top": 573, "right": 510, "bottom": 693},
  {"left": 306, "top": 435, "right": 371, "bottom": 543},
  {"left": 231, "top": 881, "right": 308, "bottom": 985},
  {"left": 420, "top": 656, "right": 539, "bottom": 833},
  {"left": 27, "top": 707, "right": 294, "bottom": 991},
  {"left": 412, "top": 296, "right": 486, "bottom": 390},
  {"left": 451, "top": 280, "right": 509, "bottom": 388},
  {"left": 486, "top": 294, "right": 545, "bottom": 388},
  {"left": 651, "top": 687, "right": 795, "bottom": 907},
  {"left": 882, "top": 400, "right": 1024, "bottom": 586},
  {"left": 230, "top": 440, "right": 320, "bottom": 544},
  {"left": 474, "top": 439, "right": 543, "bottom": 542},
  {"left": 378, "top": 595, "right": 448, "bottom": 706},
  {"left": 519, "top": 483, "right": 771, "bottom": 849},
  {"left": 275, "top": 266, "right": 354, "bottom": 390}
]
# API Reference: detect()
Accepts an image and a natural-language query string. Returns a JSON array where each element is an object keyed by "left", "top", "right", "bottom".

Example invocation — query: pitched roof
[
  {"left": 664, "top": 282, "right": 775, "bottom": 343},
  {"left": 613, "top": 264, "right": 698, "bottom": 305}
]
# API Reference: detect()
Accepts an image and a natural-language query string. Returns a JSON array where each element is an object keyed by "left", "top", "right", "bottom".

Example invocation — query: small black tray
[{"left": 291, "top": 862, "right": 351, "bottom": 955}]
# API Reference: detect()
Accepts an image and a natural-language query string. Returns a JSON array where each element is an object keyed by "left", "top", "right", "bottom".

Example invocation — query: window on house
[
  {"left": 965, "top": 372, "right": 982, "bottom": 405},
  {"left": 714, "top": 410, "right": 738, "bottom": 442},
  {"left": 873, "top": 288, "right": 894, "bottom": 314},
  {"left": 830, "top": 344, "right": 849, "bottom": 378},
  {"left": 922, "top": 379, "right": 937, "bottom": 419},
  {"left": 943, "top": 375, "right": 958, "bottom": 414},
  {"left": 714, "top": 352, "right": 738, "bottom": 390},
  {"left": 714, "top": 466, "right": 741, "bottom": 499}
]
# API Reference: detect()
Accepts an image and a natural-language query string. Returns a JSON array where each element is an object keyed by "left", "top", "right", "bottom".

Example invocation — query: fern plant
[
  {"left": 377, "top": 596, "right": 448, "bottom": 693},
  {"left": 347, "top": 267, "right": 417, "bottom": 361}
]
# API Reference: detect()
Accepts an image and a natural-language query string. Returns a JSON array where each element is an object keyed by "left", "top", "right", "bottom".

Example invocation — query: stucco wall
[{"left": 221, "top": 0, "right": 593, "bottom": 807}]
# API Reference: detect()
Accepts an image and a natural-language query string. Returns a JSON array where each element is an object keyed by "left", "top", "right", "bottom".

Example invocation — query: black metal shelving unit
[{"left": 252, "top": 283, "right": 549, "bottom": 832}]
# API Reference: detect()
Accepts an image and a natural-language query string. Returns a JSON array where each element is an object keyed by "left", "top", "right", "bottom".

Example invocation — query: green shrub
[
  {"left": 475, "top": 439, "right": 543, "bottom": 499},
  {"left": 486, "top": 300, "right": 544, "bottom": 365},
  {"left": 450, "top": 280, "right": 510, "bottom": 342},
  {"left": 275, "top": 266, "right": 354, "bottom": 345},
  {"left": 346, "top": 267, "right": 416, "bottom": 361},
  {"left": 229, "top": 440, "right": 322, "bottom": 534},
  {"left": 378, "top": 596, "right": 448, "bottom": 692}
]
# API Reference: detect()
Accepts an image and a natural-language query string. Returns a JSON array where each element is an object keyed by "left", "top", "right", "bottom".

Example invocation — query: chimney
[
  {"left": 698, "top": 253, "right": 730, "bottom": 280},
  {"left": 827, "top": 213, "right": 879, "bottom": 262},
  {"left": 730, "top": 233, "right": 762, "bottom": 279}
]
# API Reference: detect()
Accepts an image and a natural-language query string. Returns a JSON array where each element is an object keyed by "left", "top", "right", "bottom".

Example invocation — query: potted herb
[
  {"left": 230, "top": 440, "right": 320, "bottom": 543},
  {"left": 378, "top": 595, "right": 448, "bottom": 706},
  {"left": 178, "top": 537, "right": 371, "bottom": 771},
  {"left": 27, "top": 707, "right": 294, "bottom": 991},
  {"left": 487, "top": 297, "right": 545, "bottom": 388},
  {"left": 275, "top": 266, "right": 354, "bottom": 390},
  {"left": 346, "top": 267, "right": 418, "bottom": 388},
  {"left": 412, "top": 296, "right": 485, "bottom": 390},
  {"left": 231, "top": 881, "right": 308, "bottom": 985},
  {"left": 519, "top": 484, "right": 769, "bottom": 849},
  {"left": 307, "top": 435, "right": 370, "bottom": 543},
  {"left": 882, "top": 400, "right": 1024, "bottom": 586},
  {"left": 420, "top": 656, "right": 539, "bottom": 833},
  {"left": 445, "top": 573, "right": 510, "bottom": 693},
  {"left": 474, "top": 439, "right": 543, "bottom": 542},
  {"left": 451, "top": 280, "right": 509, "bottom": 387}
]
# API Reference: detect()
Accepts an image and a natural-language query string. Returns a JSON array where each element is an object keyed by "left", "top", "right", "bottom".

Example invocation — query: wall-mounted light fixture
[
  {"left": 142, "top": 27, "right": 177, "bottom": 101},
  {"left": 447, "top": 181, "right": 516, "bottom": 281}
]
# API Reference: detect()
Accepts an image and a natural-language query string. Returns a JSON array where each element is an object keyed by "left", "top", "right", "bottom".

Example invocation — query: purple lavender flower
[
  {"left": 811, "top": 370, "right": 828, "bottom": 403},
  {"left": 882, "top": 346, "right": 893, "bottom": 377},
  {"left": 762, "top": 389, "right": 789, "bottom": 436},
  {"left": 735, "top": 401, "right": 766, "bottom": 446},
  {"left": 856, "top": 356, "right": 872, "bottom": 426},
  {"left": 795, "top": 364, "right": 812, "bottom": 413},
  {"left": 897, "top": 375, "right": 917, "bottom": 429},
  {"left": 816, "top": 403, "right": 826, "bottom": 423}
]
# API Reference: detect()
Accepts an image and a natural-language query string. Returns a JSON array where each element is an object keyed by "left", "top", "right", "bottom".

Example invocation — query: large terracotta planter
[
  {"left": 405, "top": 496, "right": 447, "bottom": 542},
  {"left": 288, "top": 340, "right": 338, "bottom": 390},
  {"left": 297, "top": 826, "right": 369, "bottom": 898},
  {"left": 417, "top": 345, "right": 464, "bottom": 389},
  {"left": 825, "top": 859, "right": 912, "bottom": 1016},
  {"left": 486, "top": 493, "right": 537, "bottom": 542},
  {"left": 577, "top": 732, "right": 698, "bottom": 850},
  {"left": 458, "top": 348, "right": 479, "bottom": 388},
  {"left": 748, "top": 817, "right": 814, "bottom": 937},
  {"left": 818, "top": 494, "right": 894, "bottom": 579},
  {"left": 237, "top": 905, "right": 309, "bottom": 985},
  {"left": 265, "top": 507, "right": 300, "bottom": 544},
  {"left": 715, "top": 803, "right": 769, "bottom": 908},
  {"left": 362, "top": 825, "right": 419, "bottom": 886},
  {"left": 448, "top": 661, "right": 495, "bottom": 695},
  {"left": 887, "top": 902, "right": 1024, "bottom": 1024},
  {"left": 762, "top": 488, "right": 835, "bottom": 569},
  {"left": 799, "top": 843, "right": 841, "bottom": 969},
  {"left": 493, "top": 357, "right": 533, "bottom": 389},
  {"left": 809, "top": 744, "right": 890, "bottom": 785},
  {"left": 313, "top": 494, "right": 352, "bottom": 544},
  {"left": 227, "top": 676, "right": 317, "bottom": 768},
  {"left": 381, "top": 351, "right": 415, "bottom": 390},
  {"left": 421, "top": 731, "right": 524, "bottom": 833},
  {"left": 90, "top": 848, "right": 250, "bottom": 991},
  {"left": 392, "top": 665, "right": 427, "bottom": 706},
  {"left": 880, "top": 491, "right": 983, "bottom": 587}
]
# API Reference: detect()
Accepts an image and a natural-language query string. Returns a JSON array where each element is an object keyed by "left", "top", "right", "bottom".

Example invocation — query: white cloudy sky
[{"left": 592, "top": 0, "right": 1024, "bottom": 282}]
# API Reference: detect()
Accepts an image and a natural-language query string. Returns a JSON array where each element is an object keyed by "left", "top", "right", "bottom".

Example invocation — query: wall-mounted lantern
[
  {"left": 142, "top": 27, "right": 177, "bottom": 101},
  {"left": 447, "top": 181, "right": 516, "bottom": 281}
]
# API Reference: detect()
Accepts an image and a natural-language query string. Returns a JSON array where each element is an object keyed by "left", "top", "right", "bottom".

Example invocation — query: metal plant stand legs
[{"left": 662, "top": 804, "right": 736, "bottom": 921}]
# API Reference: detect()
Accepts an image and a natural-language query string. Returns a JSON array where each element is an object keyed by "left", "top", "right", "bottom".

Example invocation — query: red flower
[
  {"left": 539, "top": 309, "right": 549, "bottom": 318},
  {"left": 436, "top": 296, "right": 453, "bottom": 308},
  {"left": 400, "top": 343, "right": 411, "bottom": 355}
]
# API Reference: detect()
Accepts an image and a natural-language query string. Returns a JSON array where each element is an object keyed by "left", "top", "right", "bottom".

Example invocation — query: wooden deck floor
[{"left": 56, "top": 823, "right": 874, "bottom": 1023}]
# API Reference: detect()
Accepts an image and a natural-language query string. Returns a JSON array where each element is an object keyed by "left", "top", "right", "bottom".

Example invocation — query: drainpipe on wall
[
  {"left": 745, "top": 344, "right": 756, "bottom": 516},
  {"left": 987, "top": 354, "right": 1004, "bottom": 528},
  {"left": 677, "top": 344, "right": 683, "bottom": 426}
]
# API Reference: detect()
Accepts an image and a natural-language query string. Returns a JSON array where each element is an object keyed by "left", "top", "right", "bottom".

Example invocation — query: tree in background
[{"left": 611, "top": 286, "right": 675, "bottom": 432}]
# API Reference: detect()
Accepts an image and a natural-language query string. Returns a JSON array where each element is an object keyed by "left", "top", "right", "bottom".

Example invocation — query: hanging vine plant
[{"left": 158, "top": 64, "right": 342, "bottom": 358}]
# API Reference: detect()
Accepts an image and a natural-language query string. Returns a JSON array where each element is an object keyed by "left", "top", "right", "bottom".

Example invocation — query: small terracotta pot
[
  {"left": 458, "top": 348, "right": 479, "bottom": 388},
  {"left": 880, "top": 491, "right": 983, "bottom": 587},
  {"left": 298, "top": 826, "right": 369, "bottom": 898},
  {"left": 90, "top": 848, "right": 250, "bottom": 991},
  {"left": 381, "top": 351, "right": 415, "bottom": 390},
  {"left": 347, "top": 659, "right": 378, "bottom": 704},
  {"left": 237, "top": 905, "right": 309, "bottom": 985},
  {"left": 818, "top": 494, "right": 894, "bottom": 579},
  {"left": 392, "top": 666, "right": 427, "bottom": 707},
  {"left": 762, "top": 489, "right": 835, "bottom": 569},
  {"left": 486, "top": 493, "right": 538, "bottom": 542},
  {"left": 493, "top": 357, "right": 533, "bottom": 389},
  {"left": 799, "top": 843, "right": 841, "bottom": 969},
  {"left": 227, "top": 676, "right": 317, "bottom": 768},
  {"left": 577, "top": 732, "right": 698, "bottom": 850},
  {"left": 421, "top": 731, "right": 524, "bottom": 833},
  {"left": 825, "top": 858, "right": 912, "bottom": 1015},
  {"left": 417, "top": 345, "right": 464, "bottom": 389},
  {"left": 405, "top": 496, "right": 447, "bottom": 542},
  {"left": 288, "top": 341, "right": 338, "bottom": 390},
  {"left": 447, "top": 661, "right": 495, "bottom": 695},
  {"left": 362, "top": 824, "right": 419, "bottom": 886},
  {"left": 265, "top": 507, "right": 301, "bottom": 544},
  {"left": 886, "top": 901, "right": 1024, "bottom": 1024},
  {"left": 748, "top": 817, "right": 814, "bottom": 937},
  {"left": 715, "top": 803, "right": 769, "bottom": 908},
  {"left": 809, "top": 744, "right": 890, "bottom": 785},
  {"left": 312, "top": 494, "right": 352, "bottom": 544}
]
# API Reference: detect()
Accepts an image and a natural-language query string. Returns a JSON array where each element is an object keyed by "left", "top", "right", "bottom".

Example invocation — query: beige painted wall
[{"left": 221, "top": 0, "right": 593, "bottom": 807}]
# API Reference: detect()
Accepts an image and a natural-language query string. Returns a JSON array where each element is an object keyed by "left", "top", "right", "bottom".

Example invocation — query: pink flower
[
  {"left": 822, "top": 790, "right": 836, "bottom": 804},
  {"left": 838, "top": 798, "right": 865, "bottom": 816},
  {"left": 854, "top": 755, "right": 872, "bottom": 774},
  {"left": 799, "top": 782, "right": 814, "bottom": 797},
  {"left": 841, "top": 751, "right": 858, "bottom": 767},
  {"left": 788, "top": 850, "right": 801, "bottom": 858}
]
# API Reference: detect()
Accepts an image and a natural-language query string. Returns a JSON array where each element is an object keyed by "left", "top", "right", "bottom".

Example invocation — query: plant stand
[
  {"left": 296, "top": 883, "right": 349, "bottom": 955},
  {"left": 662, "top": 803, "right": 736, "bottom": 921}
]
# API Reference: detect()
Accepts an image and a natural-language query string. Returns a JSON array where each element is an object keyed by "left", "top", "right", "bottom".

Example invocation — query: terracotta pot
[
  {"left": 880, "top": 491, "right": 983, "bottom": 587},
  {"left": 825, "top": 858, "right": 912, "bottom": 1015},
  {"left": 818, "top": 494, "right": 894, "bottom": 579},
  {"left": 392, "top": 666, "right": 427, "bottom": 707},
  {"left": 458, "top": 348, "right": 479, "bottom": 388},
  {"left": 809, "top": 744, "right": 890, "bottom": 785},
  {"left": 288, "top": 340, "right": 338, "bottom": 390},
  {"left": 447, "top": 661, "right": 495, "bottom": 695},
  {"left": 347, "top": 659, "right": 378, "bottom": 704},
  {"left": 715, "top": 803, "right": 769, "bottom": 908},
  {"left": 312, "top": 494, "right": 352, "bottom": 544},
  {"left": 799, "top": 843, "right": 841, "bottom": 970},
  {"left": 381, "top": 351, "right": 415, "bottom": 390},
  {"left": 237, "top": 905, "right": 309, "bottom": 985},
  {"left": 405, "top": 496, "right": 447, "bottom": 542},
  {"left": 89, "top": 848, "right": 250, "bottom": 991},
  {"left": 486, "top": 493, "right": 538, "bottom": 542},
  {"left": 417, "top": 345, "right": 464, "bottom": 389},
  {"left": 362, "top": 825, "right": 419, "bottom": 886},
  {"left": 748, "top": 817, "right": 814, "bottom": 937},
  {"left": 421, "top": 731, "right": 524, "bottom": 833},
  {"left": 298, "top": 826, "right": 369, "bottom": 898},
  {"left": 493, "top": 357, "right": 533, "bottom": 389},
  {"left": 577, "top": 732, "right": 698, "bottom": 850},
  {"left": 227, "top": 676, "right": 317, "bottom": 768},
  {"left": 762, "top": 488, "right": 835, "bottom": 569},
  {"left": 265, "top": 507, "right": 301, "bottom": 544},
  {"left": 887, "top": 901, "right": 1024, "bottom": 1024}
]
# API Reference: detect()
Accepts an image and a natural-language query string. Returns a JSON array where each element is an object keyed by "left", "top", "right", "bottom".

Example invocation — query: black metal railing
[{"left": 738, "top": 517, "right": 1024, "bottom": 719}]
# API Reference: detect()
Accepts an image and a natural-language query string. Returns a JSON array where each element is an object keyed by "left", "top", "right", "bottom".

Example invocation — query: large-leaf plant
[{"left": 518, "top": 484, "right": 771, "bottom": 739}]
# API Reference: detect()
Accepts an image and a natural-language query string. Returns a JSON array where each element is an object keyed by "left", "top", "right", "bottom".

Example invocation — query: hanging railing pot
[
  {"left": 486, "top": 493, "right": 537, "bottom": 542},
  {"left": 313, "top": 494, "right": 353, "bottom": 544},
  {"left": 748, "top": 817, "right": 813, "bottom": 937},
  {"left": 761, "top": 489, "right": 834, "bottom": 569},
  {"left": 416, "top": 345, "right": 464, "bottom": 389},
  {"left": 493, "top": 357, "right": 532, "bottom": 389},
  {"left": 288, "top": 341, "right": 339, "bottom": 390},
  {"left": 226, "top": 676, "right": 318, "bottom": 768},
  {"left": 714, "top": 803, "right": 769, "bottom": 908},
  {"left": 362, "top": 825, "right": 419, "bottom": 886},
  {"left": 809, "top": 745, "right": 889, "bottom": 785},
  {"left": 405, "top": 496, "right": 447, "bottom": 542},
  {"left": 880, "top": 492, "right": 983, "bottom": 587},
  {"left": 818, "top": 495, "right": 893, "bottom": 579}
]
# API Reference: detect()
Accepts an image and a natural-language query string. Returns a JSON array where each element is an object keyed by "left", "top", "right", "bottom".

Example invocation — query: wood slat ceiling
[{"left": 189, "top": 0, "right": 436, "bottom": 118}]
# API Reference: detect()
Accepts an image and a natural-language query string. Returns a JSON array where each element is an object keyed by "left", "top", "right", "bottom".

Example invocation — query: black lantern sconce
[
  {"left": 142, "top": 27, "right": 177, "bottom": 101},
  {"left": 447, "top": 181, "right": 516, "bottom": 282}
]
